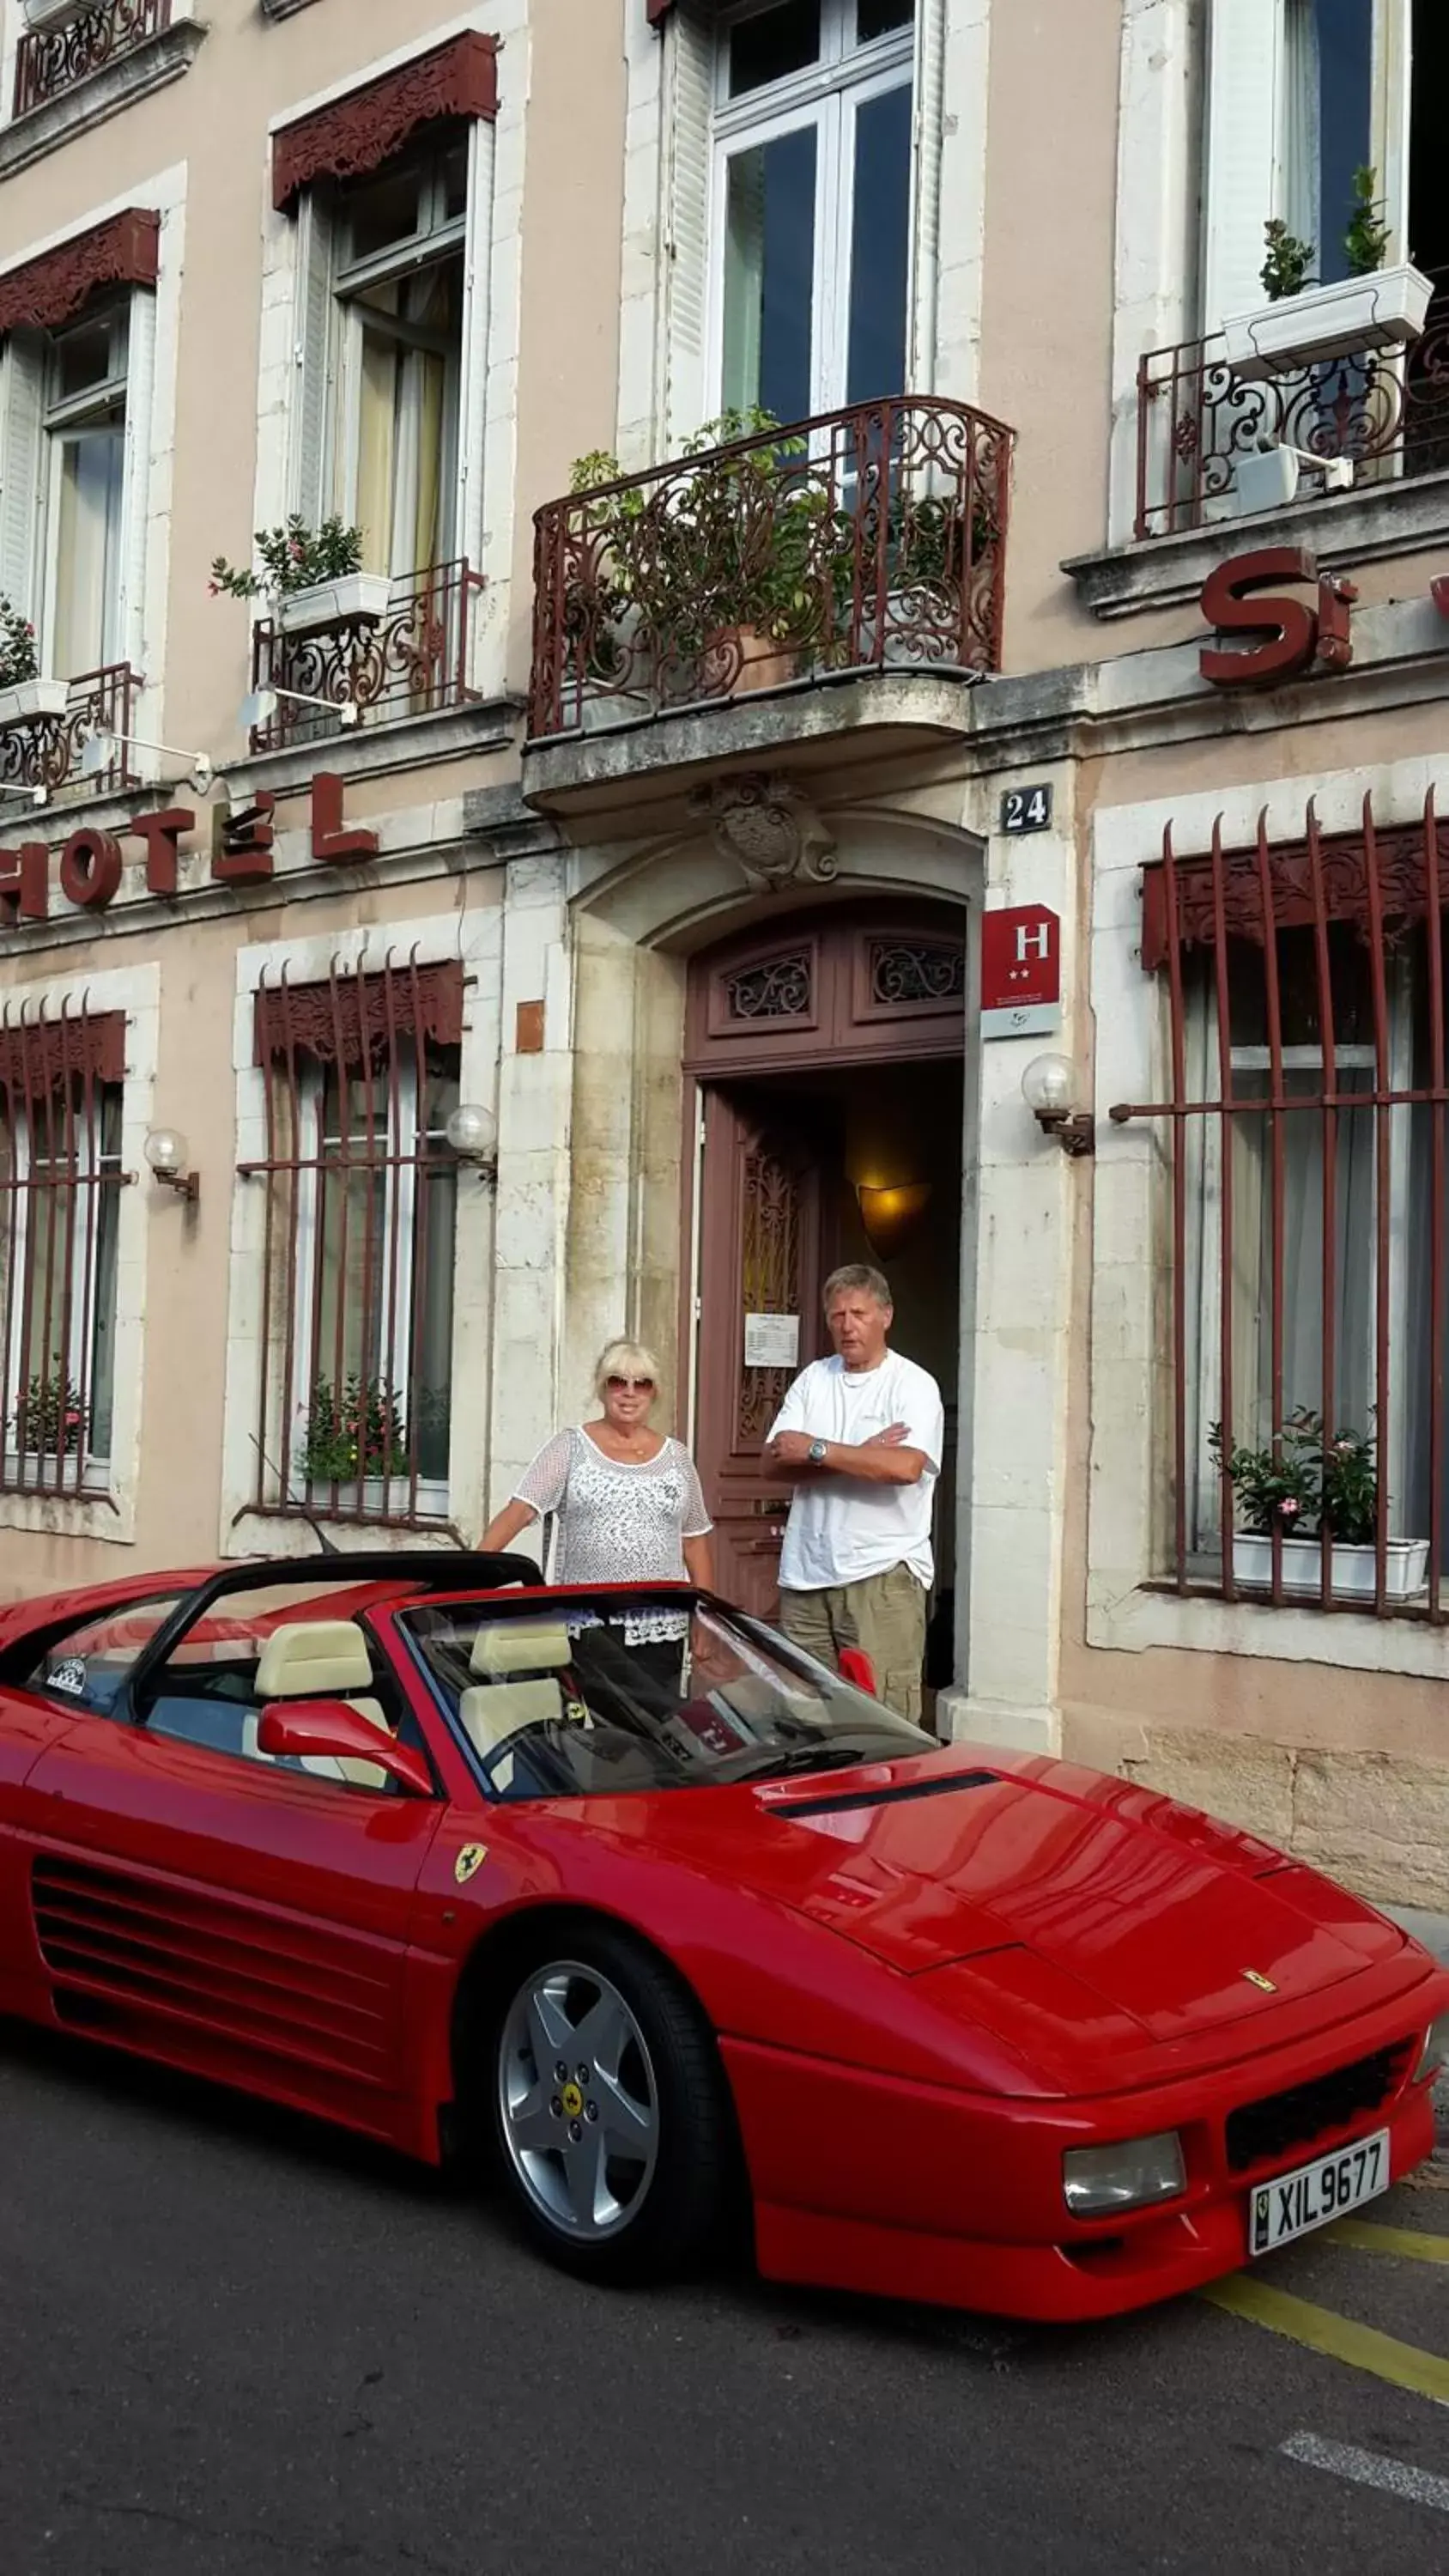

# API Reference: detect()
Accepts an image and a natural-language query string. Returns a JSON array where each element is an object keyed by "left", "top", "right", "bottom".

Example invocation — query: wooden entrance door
[
  {"left": 694, "top": 1090, "right": 829, "bottom": 1613},
  {"left": 685, "top": 904, "right": 967, "bottom": 1620}
]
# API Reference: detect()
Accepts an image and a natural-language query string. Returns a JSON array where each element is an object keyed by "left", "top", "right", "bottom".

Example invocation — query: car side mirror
[
  {"left": 257, "top": 1698, "right": 434, "bottom": 1797},
  {"left": 837, "top": 1647, "right": 877, "bottom": 1696}
]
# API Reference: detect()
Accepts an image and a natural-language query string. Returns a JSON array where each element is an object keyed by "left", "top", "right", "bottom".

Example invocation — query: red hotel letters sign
[{"left": 0, "top": 774, "right": 379, "bottom": 927}]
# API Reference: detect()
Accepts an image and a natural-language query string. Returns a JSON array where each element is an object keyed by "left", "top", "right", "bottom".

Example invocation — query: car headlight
[
  {"left": 1063, "top": 2131, "right": 1186, "bottom": 2218},
  {"left": 1414, "top": 2012, "right": 1449, "bottom": 2087}
]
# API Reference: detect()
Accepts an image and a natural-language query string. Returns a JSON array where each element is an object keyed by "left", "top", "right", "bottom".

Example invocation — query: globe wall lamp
[
  {"left": 1022, "top": 1054, "right": 1094, "bottom": 1157},
  {"left": 445, "top": 1102, "right": 499, "bottom": 1185},
  {"left": 144, "top": 1127, "right": 200, "bottom": 1204}
]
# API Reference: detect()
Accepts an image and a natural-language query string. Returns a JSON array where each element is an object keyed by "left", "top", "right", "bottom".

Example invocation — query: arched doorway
[{"left": 684, "top": 899, "right": 968, "bottom": 1700}]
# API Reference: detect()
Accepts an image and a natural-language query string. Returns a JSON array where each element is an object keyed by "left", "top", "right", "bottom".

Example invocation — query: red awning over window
[
  {"left": 253, "top": 962, "right": 464, "bottom": 1069},
  {"left": 0, "top": 210, "right": 160, "bottom": 339},
  {"left": 272, "top": 31, "right": 498, "bottom": 212}
]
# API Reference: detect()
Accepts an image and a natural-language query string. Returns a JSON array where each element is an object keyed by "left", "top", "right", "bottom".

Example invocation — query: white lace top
[{"left": 512, "top": 1428, "right": 712, "bottom": 1642}]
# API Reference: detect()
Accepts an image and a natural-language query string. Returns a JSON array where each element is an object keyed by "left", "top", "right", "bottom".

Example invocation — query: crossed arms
[{"left": 764, "top": 1423, "right": 931, "bottom": 1487}]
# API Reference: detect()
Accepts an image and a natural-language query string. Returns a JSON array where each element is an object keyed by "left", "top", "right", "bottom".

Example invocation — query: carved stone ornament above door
[{"left": 688, "top": 772, "right": 838, "bottom": 896}]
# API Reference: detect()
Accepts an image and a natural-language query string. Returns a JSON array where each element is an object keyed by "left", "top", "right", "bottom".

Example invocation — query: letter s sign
[{"left": 1199, "top": 547, "right": 1320, "bottom": 687}]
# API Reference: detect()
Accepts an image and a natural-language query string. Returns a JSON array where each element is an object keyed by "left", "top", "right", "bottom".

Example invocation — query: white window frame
[
  {"left": 38, "top": 297, "right": 129, "bottom": 682},
  {"left": 327, "top": 155, "right": 468, "bottom": 578},
  {"left": 1201, "top": 0, "right": 1409, "bottom": 334},
  {"left": 706, "top": 0, "right": 915, "bottom": 422}
]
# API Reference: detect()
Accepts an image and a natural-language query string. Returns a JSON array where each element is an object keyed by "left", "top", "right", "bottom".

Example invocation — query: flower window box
[
  {"left": 276, "top": 573, "right": 392, "bottom": 635},
  {"left": 1222, "top": 264, "right": 1434, "bottom": 385},
  {"left": 1231, "top": 1533, "right": 1430, "bottom": 1603},
  {"left": 0, "top": 677, "right": 70, "bottom": 728}
]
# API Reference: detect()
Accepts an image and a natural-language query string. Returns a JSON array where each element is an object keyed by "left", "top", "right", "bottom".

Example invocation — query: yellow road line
[
  {"left": 1200, "top": 2275, "right": 1449, "bottom": 2407},
  {"left": 1325, "top": 2220, "right": 1449, "bottom": 2266}
]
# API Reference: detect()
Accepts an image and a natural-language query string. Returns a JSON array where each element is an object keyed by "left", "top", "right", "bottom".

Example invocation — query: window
[
  {"left": 43, "top": 304, "right": 128, "bottom": 681},
  {"left": 0, "top": 1015, "right": 124, "bottom": 1498},
  {"left": 323, "top": 149, "right": 467, "bottom": 578},
  {"left": 1281, "top": 0, "right": 1375, "bottom": 287},
  {"left": 1134, "top": 799, "right": 1449, "bottom": 1615},
  {"left": 246, "top": 963, "right": 464, "bottom": 1524},
  {"left": 712, "top": 0, "right": 915, "bottom": 421}
]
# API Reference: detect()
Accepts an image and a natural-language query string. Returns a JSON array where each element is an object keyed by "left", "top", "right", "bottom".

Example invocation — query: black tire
[{"left": 486, "top": 1923, "right": 732, "bottom": 2286}]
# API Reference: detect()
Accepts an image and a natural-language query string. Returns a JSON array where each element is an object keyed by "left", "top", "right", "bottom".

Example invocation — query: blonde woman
[{"left": 480, "top": 1340, "right": 714, "bottom": 1686}]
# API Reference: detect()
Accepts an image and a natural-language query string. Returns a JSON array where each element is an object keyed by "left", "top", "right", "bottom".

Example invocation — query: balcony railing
[
  {"left": 14, "top": 0, "right": 169, "bottom": 119},
  {"left": 528, "top": 395, "right": 1015, "bottom": 741},
  {"left": 1135, "top": 267, "right": 1449, "bottom": 540},
  {"left": 0, "top": 664, "right": 141, "bottom": 799},
  {"left": 248, "top": 559, "right": 485, "bottom": 754}
]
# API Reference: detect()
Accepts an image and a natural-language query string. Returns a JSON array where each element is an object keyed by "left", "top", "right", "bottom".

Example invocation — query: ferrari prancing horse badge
[{"left": 454, "top": 1844, "right": 488, "bottom": 1885}]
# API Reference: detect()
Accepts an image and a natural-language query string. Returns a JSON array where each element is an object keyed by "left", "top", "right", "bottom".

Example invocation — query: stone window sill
[
  {"left": 1087, "top": 1576, "right": 1449, "bottom": 1683},
  {"left": 1064, "top": 469, "right": 1449, "bottom": 621},
  {"left": 222, "top": 696, "right": 519, "bottom": 800},
  {"left": 0, "top": 16, "right": 206, "bottom": 179}
]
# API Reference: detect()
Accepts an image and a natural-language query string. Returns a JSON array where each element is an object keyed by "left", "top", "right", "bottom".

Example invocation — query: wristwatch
[{"left": 807, "top": 1438, "right": 828, "bottom": 1465}]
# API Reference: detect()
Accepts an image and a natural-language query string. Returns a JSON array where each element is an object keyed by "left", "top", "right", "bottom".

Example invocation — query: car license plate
[{"left": 1249, "top": 2128, "right": 1390, "bottom": 2257}]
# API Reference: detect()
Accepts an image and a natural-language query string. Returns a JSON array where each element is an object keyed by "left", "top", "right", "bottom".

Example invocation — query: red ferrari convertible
[{"left": 0, "top": 1552, "right": 1444, "bottom": 2323}]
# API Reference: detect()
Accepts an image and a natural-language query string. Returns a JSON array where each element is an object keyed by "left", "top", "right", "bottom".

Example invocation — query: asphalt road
[{"left": 2, "top": 2028, "right": 1446, "bottom": 2576}]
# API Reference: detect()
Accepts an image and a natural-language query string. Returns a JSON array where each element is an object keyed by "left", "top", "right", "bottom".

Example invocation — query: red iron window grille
[
  {"left": 240, "top": 961, "right": 464, "bottom": 1528},
  {"left": 1115, "top": 793, "right": 1449, "bottom": 1618},
  {"left": 0, "top": 1005, "right": 126, "bottom": 1501}
]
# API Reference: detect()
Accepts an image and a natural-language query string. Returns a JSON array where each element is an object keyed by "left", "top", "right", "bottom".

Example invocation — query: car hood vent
[{"left": 774, "top": 1769, "right": 997, "bottom": 1820}]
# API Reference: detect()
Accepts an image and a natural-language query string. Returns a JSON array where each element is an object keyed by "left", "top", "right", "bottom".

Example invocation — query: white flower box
[
  {"left": 1222, "top": 264, "right": 1434, "bottom": 384},
  {"left": 276, "top": 573, "right": 391, "bottom": 634},
  {"left": 1231, "top": 1532, "right": 1430, "bottom": 1602},
  {"left": 0, "top": 676, "right": 70, "bottom": 728},
  {"left": 23, "top": 0, "right": 88, "bottom": 30}
]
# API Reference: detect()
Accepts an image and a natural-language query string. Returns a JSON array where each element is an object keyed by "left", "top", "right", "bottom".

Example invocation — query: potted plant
[
  {"left": 296, "top": 1372, "right": 409, "bottom": 1510},
  {"left": 565, "top": 413, "right": 830, "bottom": 710},
  {"left": 0, "top": 597, "right": 67, "bottom": 729},
  {"left": 1209, "top": 1409, "right": 1429, "bottom": 1601},
  {"left": 210, "top": 516, "right": 389, "bottom": 633},
  {"left": 1222, "top": 171, "right": 1433, "bottom": 383},
  {"left": 12, "top": 1371, "right": 86, "bottom": 1459}
]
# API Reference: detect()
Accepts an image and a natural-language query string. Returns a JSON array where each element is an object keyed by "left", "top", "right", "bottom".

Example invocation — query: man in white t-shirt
[{"left": 765, "top": 1263, "right": 943, "bottom": 1721}]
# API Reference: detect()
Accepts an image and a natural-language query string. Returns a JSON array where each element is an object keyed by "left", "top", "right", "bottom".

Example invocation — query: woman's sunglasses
[{"left": 607, "top": 1374, "right": 655, "bottom": 1393}]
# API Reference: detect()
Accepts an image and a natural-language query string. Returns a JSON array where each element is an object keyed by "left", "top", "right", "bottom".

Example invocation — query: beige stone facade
[{"left": 1, "top": 1, "right": 1446, "bottom": 1904}]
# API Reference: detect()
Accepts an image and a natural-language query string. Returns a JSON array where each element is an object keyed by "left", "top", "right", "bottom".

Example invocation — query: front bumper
[{"left": 721, "top": 1973, "right": 1446, "bottom": 2323}]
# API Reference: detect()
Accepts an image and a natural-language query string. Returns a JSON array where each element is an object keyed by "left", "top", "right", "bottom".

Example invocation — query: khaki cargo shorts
[{"left": 779, "top": 1562, "right": 927, "bottom": 1722}]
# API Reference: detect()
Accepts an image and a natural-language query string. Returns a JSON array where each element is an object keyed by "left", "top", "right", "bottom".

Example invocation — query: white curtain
[{"left": 1282, "top": 0, "right": 1324, "bottom": 270}]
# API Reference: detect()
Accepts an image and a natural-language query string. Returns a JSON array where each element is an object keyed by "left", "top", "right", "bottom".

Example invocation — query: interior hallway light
[
  {"left": 856, "top": 1181, "right": 933, "bottom": 1261},
  {"left": 1022, "top": 1054, "right": 1094, "bottom": 1157}
]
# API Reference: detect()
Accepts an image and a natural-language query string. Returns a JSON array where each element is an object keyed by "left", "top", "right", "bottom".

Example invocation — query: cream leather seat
[
  {"left": 459, "top": 1622, "right": 574, "bottom": 1760},
  {"left": 252, "top": 1619, "right": 391, "bottom": 1789}
]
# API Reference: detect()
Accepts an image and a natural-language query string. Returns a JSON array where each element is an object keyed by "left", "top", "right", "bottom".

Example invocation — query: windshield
[{"left": 400, "top": 1594, "right": 931, "bottom": 1800}]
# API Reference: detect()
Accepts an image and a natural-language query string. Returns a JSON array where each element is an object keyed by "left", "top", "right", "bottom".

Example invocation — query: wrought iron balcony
[
  {"left": 0, "top": 663, "right": 141, "bottom": 799},
  {"left": 1135, "top": 267, "right": 1449, "bottom": 540},
  {"left": 247, "top": 558, "right": 486, "bottom": 753},
  {"left": 14, "top": 0, "right": 169, "bottom": 118},
  {"left": 528, "top": 395, "right": 1015, "bottom": 741}
]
